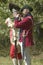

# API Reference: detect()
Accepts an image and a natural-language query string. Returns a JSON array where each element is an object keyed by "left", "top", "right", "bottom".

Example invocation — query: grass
[
  {"left": 0, "top": 56, "right": 12, "bottom": 65},
  {"left": 31, "top": 52, "right": 43, "bottom": 65},
  {"left": 32, "top": 57, "right": 43, "bottom": 65},
  {"left": 0, "top": 52, "right": 43, "bottom": 65}
]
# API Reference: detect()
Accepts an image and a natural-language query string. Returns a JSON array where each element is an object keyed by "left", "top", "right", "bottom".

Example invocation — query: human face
[
  {"left": 13, "top": 11, "right": 18, "bottom": 17},
  {"left": 22, "top": 9, "right": 30, "bottom": 15}
]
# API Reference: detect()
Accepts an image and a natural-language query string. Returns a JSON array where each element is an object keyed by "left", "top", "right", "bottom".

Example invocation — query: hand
[
  {"left": 21, "top": 17, "right": 23, "bottom": 20},
  {"left": 16, "top": 14, "right": 20, "bottom": 18}
]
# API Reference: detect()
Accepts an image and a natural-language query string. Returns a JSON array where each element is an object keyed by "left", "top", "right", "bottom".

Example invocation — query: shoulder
[{"left": 27, "top": 16, "right": 33, "bottom": 20}]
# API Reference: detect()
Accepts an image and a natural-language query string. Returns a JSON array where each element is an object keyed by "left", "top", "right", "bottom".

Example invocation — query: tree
[{"left": 0, "top": 0, "right": 43, "bottom": 56}]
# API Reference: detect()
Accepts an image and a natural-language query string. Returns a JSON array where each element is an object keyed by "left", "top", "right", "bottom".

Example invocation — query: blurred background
[{"left": 0, "top": 0, "right": 43, "bottom": 65}]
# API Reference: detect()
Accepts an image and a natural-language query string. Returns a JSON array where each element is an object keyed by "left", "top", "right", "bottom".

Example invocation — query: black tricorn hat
[
  {"left": 20, "top": 5, "right": 33, "bottom": 12},
  {"left": 9, "top": 3, "right": 20, "bottom": 12}
]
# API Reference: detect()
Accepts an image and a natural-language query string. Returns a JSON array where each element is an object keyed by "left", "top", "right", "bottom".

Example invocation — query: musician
[
  {"left": 5, "top": 17, "right": 22, "bottom": 65},
  {"left": 14, "top": 5, "right": 34, "bottom": 65},
  {"left": 5, "top": 3, "right": 23, "bottom": 65}
]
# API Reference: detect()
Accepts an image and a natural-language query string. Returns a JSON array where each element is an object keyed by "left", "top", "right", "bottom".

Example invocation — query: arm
[{"left": 14, "top": 17, "right": 31, "bottom": 28}]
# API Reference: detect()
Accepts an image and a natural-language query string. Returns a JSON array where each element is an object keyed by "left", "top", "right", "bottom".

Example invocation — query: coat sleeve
[{"left": 14, "top": 17, "right": 31, "bottom": 28}]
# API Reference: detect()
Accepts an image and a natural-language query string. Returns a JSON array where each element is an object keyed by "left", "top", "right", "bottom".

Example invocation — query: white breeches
[{"left": 12, "top": 58, "right": 23, "bottom": 65}]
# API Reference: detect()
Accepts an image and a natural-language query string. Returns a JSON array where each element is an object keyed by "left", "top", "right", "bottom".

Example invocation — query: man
[
  {"left": 14, "top": 5, "right": 34, "bottom": 65},
  {"left": 5, "top": 3, "right": 23, "bottom": 65},
  {"left": 5, "top": 18, "right": 22, "bottom": 65},
  {"left": 9, "top": 3, "right": 23, "bottom": 59}
]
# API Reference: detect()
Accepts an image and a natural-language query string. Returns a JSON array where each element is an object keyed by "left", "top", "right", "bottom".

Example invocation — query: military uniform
[
  {"left": 14, "top": 5, "right": 34, "bottom": 65},
  {"left": 9, "top": 3, "right": 23, "bottom": 65},
  {"left": 9, "top": 28, "right": 22, "bottom": 59}
]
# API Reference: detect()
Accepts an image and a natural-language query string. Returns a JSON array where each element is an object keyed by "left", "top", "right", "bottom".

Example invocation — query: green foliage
[{"left": 0, "top": 0, "right": 43, "bottom": 56}]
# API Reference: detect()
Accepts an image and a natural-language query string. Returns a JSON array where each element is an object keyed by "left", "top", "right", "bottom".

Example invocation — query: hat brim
[{"left": 9, "top": 3, "right": 20, "bottom": 12}]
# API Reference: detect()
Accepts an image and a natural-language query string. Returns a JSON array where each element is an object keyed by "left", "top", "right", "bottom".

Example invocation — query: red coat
[{"left": 14, "top": 16, "right": 34, "bottom": 47}]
